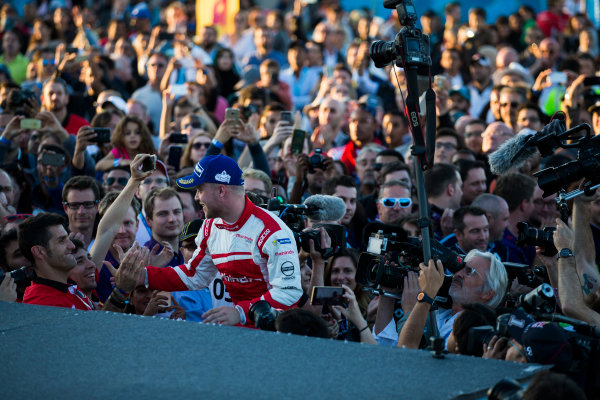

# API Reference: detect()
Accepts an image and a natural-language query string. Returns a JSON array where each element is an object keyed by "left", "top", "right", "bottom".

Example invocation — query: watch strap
[{"left": 416, "top": 291, "right": 435, "bottom": 305}]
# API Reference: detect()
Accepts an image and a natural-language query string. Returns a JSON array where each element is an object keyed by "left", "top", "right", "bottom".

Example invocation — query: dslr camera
[{"left": 516, "top": 222, "right": 557, "bottom": 256}]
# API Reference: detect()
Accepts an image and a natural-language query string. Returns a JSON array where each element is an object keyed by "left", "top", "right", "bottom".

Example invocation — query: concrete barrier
[{"left": 0, "top": 302, "right": 544, "bottom": 399}]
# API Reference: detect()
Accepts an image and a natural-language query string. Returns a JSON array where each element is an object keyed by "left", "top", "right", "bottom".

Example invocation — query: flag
[{"left": 196, "top": 0, "right": 239, "bottom": 36}]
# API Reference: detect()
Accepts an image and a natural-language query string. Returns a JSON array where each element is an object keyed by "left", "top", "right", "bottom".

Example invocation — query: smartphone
[
  {"left": 548, "top": 71, "right": 567, "bottom": 85},
  {"left": 170, "top": 84, "right": 188, "bottom": 97},
  {"left": 583, "top": 76, "right": 600, "bottom": 87},
  {"left": 20, "top": 118, "right": 41, "bottom": 130},
  {"left": 157, "top": 291, "right": 172, "bottom": 307},
  {"left": 41, "top": 152, "right": 66, "bottom": 167},
  {"left": 226, "top": 108, "right": 240, "bottom": 123},
  {"left": 141, "top": 154, "right": 157, "bottom": 172},
  {"left": 167, "top": 146, "right": 183, "bottom": 171},
  {"left": 93, "top": 127, "right": 111, "bottom": 144},
  {"left": 434, "top": 75, "right": 448, "bottom": 90},
  {"left": 310, "top": 286, "right": 346, "bottom": 306},
  {"left": 291, "top": 129, "right": 306, "bottom": 155},
  {"left": 280, "top": 111, "right": 293, "bottom": 125},
  {"left": 169, "top": 133, "right": 188, "bottom": 144}
]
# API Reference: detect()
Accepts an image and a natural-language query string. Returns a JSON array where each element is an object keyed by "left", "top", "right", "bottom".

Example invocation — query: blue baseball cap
[{"left": 176, "top": 155, "right": 244, "bottom": 189}]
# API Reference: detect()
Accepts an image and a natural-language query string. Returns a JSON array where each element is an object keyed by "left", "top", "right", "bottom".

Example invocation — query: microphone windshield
[
  {"left": 304, "top": 195, "right": 346, "bottom": 222},
  {"left": 488, "top": 131, "right": 538, "bottom": 175}
]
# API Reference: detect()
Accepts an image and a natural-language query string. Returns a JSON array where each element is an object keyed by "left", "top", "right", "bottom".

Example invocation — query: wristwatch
[
  {"left": 558, "top": 248, "right": 574, "bottom": 258},
  {"left": 416, "top": 291, "right": 435, "bottom": 305}
]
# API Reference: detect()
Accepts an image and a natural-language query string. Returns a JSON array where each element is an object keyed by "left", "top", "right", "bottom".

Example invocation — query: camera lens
[{"left": 369, "top": 40, "right": 397, "bottom": 68}]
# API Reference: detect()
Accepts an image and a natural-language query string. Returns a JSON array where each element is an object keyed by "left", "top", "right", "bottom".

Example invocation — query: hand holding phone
[
  {"left": 226, "top": 108, "right": 240, "bottom": 124},
  {"left": 141, "top": 154, "right": 157, "bottom": 172},
  {"left": 310, "top": 286, "right": 347, "bottom": 307},
  {"left": 291, "top": 129, "right": 306, "bottom": 155}
]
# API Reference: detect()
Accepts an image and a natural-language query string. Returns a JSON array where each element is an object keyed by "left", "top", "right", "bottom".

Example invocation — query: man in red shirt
[
  {"left": 41, "top": 78, "right": 89, "bottom": 135},
  {"left": 20, "top": 213, "right": 95, "bottom": 310}
]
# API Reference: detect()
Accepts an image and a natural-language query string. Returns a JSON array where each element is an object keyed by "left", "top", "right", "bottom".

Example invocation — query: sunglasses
[
  {"left": 42, "top": 59, "right": 56, "bottom": 66},
  {"left": 141, "top": 177, "right": 168, "bottom": 186},
  {"left": 183, "top": 122, "right": 203, "bottom": 130},
  {"left": 4, "top": 214, "right": 33, "bottom": 222},
  {"left": 500, "top": 102, "right": 520, "bottom": 108},
  {"left": 379, "top": 197, "right": 412, "bottom": 208},
  {"left": 192, "top": 142, "right": 211, "bottom": 150},
  {"left": 104, "top": 177, "right": 129, "bottom": 186}
]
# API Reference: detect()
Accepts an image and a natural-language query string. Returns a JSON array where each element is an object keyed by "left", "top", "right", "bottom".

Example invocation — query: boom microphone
[
  {"left": 304, "top": 195, "right": 346, "bottom": 222},
  {"left": 488, "top": 129, "right": 539, "bottom": 175}
]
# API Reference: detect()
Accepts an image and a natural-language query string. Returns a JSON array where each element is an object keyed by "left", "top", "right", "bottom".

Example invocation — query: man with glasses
[
  {"left": 376, "top": 180, "right": 412, "bottom": 226},
  {"left": 132, "top": 52, "right": 169, "bottom": 134},
  {"left": 434, "top": 129, "right": 463, "bottom": 164},
  {"left": 498, "top": 86, "right": 527, "bottom": 132},
  {"left": 62, "top": 176, "right": 101, "bottom": 249},
  {"left": 134, "top": 160, "right": 170, "bottom": 245},
  {"left": 463, "top": 119, "right": 486, "bottom": 156},
  {"left": 103, "top": 166, "right": 131, "bottom": 193}
]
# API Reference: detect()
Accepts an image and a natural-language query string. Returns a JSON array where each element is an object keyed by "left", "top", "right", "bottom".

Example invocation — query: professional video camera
[
  {"left": 503, "top": 262, "right": 549, "bottom": 288},
  {"left": 369, "top": 0, "right": 431, "bottom": 74},
  {"left": 516, "top": 222, "right": 557, "bottom": 256},
  {"left": 356, "top": 228, "right": 464, "bottom": 300},
  {"left": 267, "top": 196, "right": 346, "bottom": 257},
  {"left": 0, "top": 266, "right": 33, "bottom": 285}
]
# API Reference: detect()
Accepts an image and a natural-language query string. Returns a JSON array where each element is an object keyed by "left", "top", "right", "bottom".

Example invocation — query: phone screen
[
  {"left": 291, "top": 129, "right": 306, "bottom": 155},
  {"left": 310, "top": 286, "right": 345, "bottom": 306}
]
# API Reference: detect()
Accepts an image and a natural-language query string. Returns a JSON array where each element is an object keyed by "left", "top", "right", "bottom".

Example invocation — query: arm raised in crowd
[
  {"left": 573, "top": 198, "right": 600, "bottom": 300},
  {"left": 397, "top": 259, "right": 445, "bottom": 349},
  {"left": 554, "top": 219, "right": 600, "bottom": 328},
  {"left": 71, "top": 126, "right": 97, "bottom": 173},
  {"left": 101, "top": 242, "right": 149, "bottom": 312},
  {"left": 90, "top": 154, "right": 153, "bottom": 270}
]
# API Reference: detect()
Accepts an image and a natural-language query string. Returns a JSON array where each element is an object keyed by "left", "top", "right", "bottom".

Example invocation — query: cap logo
[
  {"left": 215, "top": 170, "right": 231, "bottom": 183},
  {"left": 179, "top": 178, "right": 194, "bottom": 185},
  {"left": 195, "top": 164, "right": 204, "bottom": 177}
]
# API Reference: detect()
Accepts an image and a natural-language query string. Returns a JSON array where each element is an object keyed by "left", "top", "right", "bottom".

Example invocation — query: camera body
[
  {"left": 369, "top": 0, "right": 431, "bottom": 72},
  {"left": 249, "top": 300, "right": 281, "bottom": 331},
  {"left": 356, "top": 231, "right": 464, "bottom": 292},
  {"left": 5, "top": 89, "right": 36, "bottom": 115},
  {"left": 308, "top": 149, "right": 325, "bottom": 173},
  {"left": 516, "top": 222, "right": 557, "bottom": 256}
]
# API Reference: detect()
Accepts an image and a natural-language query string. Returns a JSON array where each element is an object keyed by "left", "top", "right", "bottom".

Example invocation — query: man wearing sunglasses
[
  {"left": 103, "top": 166, "right": 131, "bottom": 193},
  {"left": 375, "top": 180, "right": 412, "bottom": 226}
]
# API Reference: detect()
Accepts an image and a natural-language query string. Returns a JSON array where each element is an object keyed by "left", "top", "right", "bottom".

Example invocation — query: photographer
[{"left": 375, "top": 250, "right": 508, "bottom": 348}]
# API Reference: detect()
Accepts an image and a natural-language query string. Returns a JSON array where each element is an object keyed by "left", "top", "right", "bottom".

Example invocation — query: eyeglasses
[
  {"left": 4, "top": 214, "right": 33, "bottom": 222},
  {"left": 464, "top": 265, "right": 482, "bottom": 278},
  {"left": 141, "top": 177, "right": 168, "bottom": 186},
  {"left": 42, "top": 59, "right": 56, "bottom": 66},
  {"left": 63, "top": 201, "right": 99, "bottom": 210},
  {"left": 192, "top": 142, "right": 211, "bottom": 150},
  {"left": 379, "top": 197, "right": 412, "bottom": 208},
  {"left": 148, "top": 63, "right": 166, "bottom": 68},
  {"left": 500, "top": 102, "right": 520, "bottom": 108},
  {"left": 0, "top": 185, "right": 12, "bottom": 193},
  {"left": 435, "top": 142, "right": 457, "bottom": 150},
  {"left": 104, "top": 177, "right": 129, "bottom": 186}
]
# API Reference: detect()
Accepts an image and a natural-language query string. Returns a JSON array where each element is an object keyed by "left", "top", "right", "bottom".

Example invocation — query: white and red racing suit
[{"left": 146, "top": 197, "right": 302, "bottom": 325}]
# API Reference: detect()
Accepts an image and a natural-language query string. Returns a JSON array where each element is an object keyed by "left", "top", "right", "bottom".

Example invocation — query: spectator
[
  {"left": 280, "top": 40, "right": 321, "bottom": 111},
  {"left": 376, "top": 180, "right": 412, "bottom": 225},
  {"left": 472, "top": 193, "right": 510, "bottom": 244},
  {"left": 494, "top": 172, "right": 537, "bottom": 265},
  {"left": 467, "top": 53, "right": 494, "bottom": 118},
  {"left": 62, "top": 176, "right": 101, "bottom": 248},
  {"left": 456, "top": 159, "right": 487, "bottom": 206},
  {"left": 434, "top": 128, "right": 464, "bottom": 164},
  {"left": 425, "top": 163, "right": 463, "bottom": 239},
  {"left": 67, "top": 237, "right": 98, "bottom": 303},
  {"left": 323, "top": 175, "right": 365, "bottom": 249},
  {"left": 20, "top": 213, "right": 95, "bottom": 310},
  {"left": 463, "top": 119, "right": 486, "bottom": 156},
  {"left": 448, "top": 206, "right": 490, "bottom": 254},
  {"left": 0, "top": 29, "right": 28, "bottom": 85},
  {"left": 243, "top": 27, "right": 287, "bottom": 69},
  {"left": 481, "top": 122, "right": 514, "bottom": 154},
  {"left": 41, "top": 78, "right": 90, "bottom": 135},
  {"left": 131, "top": 52, "right": 168, "bottom": 134}
]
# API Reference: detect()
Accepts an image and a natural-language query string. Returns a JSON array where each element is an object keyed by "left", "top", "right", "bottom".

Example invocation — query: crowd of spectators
[{"left": 0, "top": 0, "right": 599, "bottom": 396}]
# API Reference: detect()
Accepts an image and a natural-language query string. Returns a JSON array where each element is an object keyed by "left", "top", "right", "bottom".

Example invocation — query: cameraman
[{"left": 375, "top": 250, "right": 507, "bottom": 348}]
